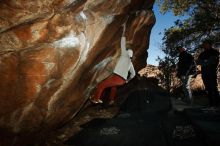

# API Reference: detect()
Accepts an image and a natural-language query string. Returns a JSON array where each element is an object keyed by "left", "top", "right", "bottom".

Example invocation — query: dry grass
[{"left": 191, "top": 74, "right": 205, "bottom": 91}]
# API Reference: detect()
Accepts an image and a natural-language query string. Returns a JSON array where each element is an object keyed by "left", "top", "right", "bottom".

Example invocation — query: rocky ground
[
  {"left": 38, "top": 77, "right": 220, "bottom": 146},
  {"left": 43, "top": 104, "right": 119, "bottom": 146}
]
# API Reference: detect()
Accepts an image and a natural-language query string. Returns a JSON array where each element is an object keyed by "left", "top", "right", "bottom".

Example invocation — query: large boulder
[{"left": 0, "top": 0, "right": 155, "bottom": 144}]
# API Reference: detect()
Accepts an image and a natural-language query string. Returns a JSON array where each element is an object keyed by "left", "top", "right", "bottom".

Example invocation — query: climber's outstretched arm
[{"left": 121, "top": 23, "right": 126, "bottom": 52}]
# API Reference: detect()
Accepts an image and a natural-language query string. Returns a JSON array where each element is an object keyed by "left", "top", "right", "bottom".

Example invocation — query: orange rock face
[{"left": 0, "top": 0, "right": 155, "bottom": 144}]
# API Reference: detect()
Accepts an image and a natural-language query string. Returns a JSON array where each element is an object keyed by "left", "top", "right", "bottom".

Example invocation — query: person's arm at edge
[
  {"left": 127, "top": 64, "right": 136, "bottom": 83},
  {"left": 121, "top": 24, "right": 126, "bottom": 53}
]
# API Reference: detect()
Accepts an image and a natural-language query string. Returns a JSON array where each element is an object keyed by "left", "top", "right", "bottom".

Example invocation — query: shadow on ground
[{"left": 62, "top": 77, "right": 220, "bottom": 146}]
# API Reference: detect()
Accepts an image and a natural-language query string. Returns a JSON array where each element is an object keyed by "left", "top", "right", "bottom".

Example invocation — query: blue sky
[{"left": 147, "top": 5, "right": 185, "bottom": 66}]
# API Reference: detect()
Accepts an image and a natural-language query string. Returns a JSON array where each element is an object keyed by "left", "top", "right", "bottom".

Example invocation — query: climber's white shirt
[{"left": 113, "top": 37, "right": 136, "bottom": 81}]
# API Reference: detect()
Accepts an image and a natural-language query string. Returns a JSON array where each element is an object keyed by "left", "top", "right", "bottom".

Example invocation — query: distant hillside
[
  {"left": 138, "top": 64, "right": 161, "bottom": 78},
  {"left": 138, "top": 64, "right": 218, "bottom": 93}
]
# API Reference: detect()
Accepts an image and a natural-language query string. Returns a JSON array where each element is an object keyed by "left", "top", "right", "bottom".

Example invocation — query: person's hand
[
  {"left": 122, "top": 23, "right": 126, "bottom": 35},
  {"left": 140, "top": 10, "right": 147, "bottom": 16},
  {"left": 122, "top": 22, "right": 126, "bottom": 27}
]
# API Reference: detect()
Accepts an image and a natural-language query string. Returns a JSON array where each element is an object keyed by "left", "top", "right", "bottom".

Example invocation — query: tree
[
  {"left": 157, "top": 55, "right": 176, "bottom": 93},
  {"left": 156, "top": 0, "right": 220, "bottom": 93},
  {"left": 157, "top": 0, "right": 220, "bottom": 48}
]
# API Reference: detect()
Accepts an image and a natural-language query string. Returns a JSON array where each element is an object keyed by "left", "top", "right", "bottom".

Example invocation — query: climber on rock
[{"left": 89, "top": 23, "right": 136, "bottom": 105}]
